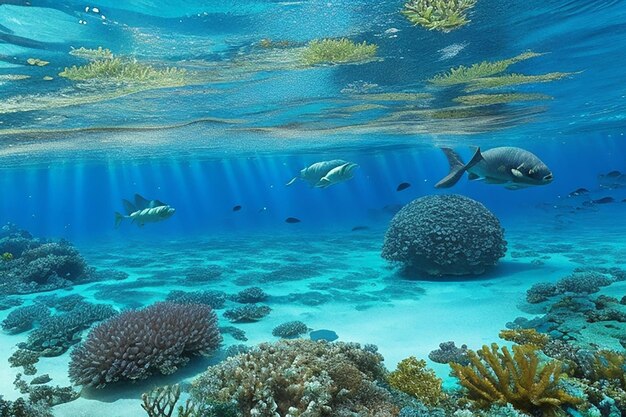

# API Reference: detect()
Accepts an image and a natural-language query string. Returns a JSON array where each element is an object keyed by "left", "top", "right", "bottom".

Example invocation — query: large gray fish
[
  {"left": 286, "top": 159, "right": 357, "bottom": 188},
  {"left": 435, "top": 147, "right": 553, "bottom": 190},
  {"left": 115, "top": 193, "right": 175, "bottom": 227}
]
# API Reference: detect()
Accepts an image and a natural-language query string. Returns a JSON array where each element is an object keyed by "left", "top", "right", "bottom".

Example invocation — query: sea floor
[{"left": 1, "top": 206, "right": 626, "bottom": 416}]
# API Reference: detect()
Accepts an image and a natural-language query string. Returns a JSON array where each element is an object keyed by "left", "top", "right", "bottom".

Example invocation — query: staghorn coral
[
  {"left": 402, "top": 0, "right": 477, "bottom": 32},
  {"left": 450, "top": 343, "right": 582, "bottom": 416},
  {"left": 429, "top": 52, "right": 542, "bottom": 86},
  {"left": 387, "top": 357, "right": 445, "bottom": 406},
  {"left": 69, "top": 302, "right": 221, "bottom": 388},
  {"left": 271, "top": 320, "right": 309, "bottom": 339},
  {"left": 498, "top": 328, "right": 549, "bottom": 348},
  {"left": 230, "top": 286, "right": 268, "bottom": 304},
  {"left": 223, "top": 304, "right": 271, "bottom": 322},
  {"left": 302, "top": 38, "right": 378, "bottom": 66},
  {"left": 381, "top": 194, "right": 506, "bottom": 276},
  {"left": 190, "top": 339, "right": 397, "bottom": 417}
]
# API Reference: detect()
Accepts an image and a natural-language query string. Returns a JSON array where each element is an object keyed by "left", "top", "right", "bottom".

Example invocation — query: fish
[
  {"left": 232, "top": 205, "right": 242, "bottom": 212},
  {"left": 435, "top": 147, "right": 553, "bottom": 190},
  {"left": 115, "top": 194, "right": 175, "bottom": 227},
  {"left": 286, "top": 160, "right": 357, "bottom": 188},
  {"left": 396, "top": 182, "right": 411, "bottom": 191},
  {"left": 285, "top": 217, "right": 301, "bottom": 223},
  {"left": 592, "top": 197, "right": 615, "bottom": 204},
  {"left": 315, "top": 162, "right": 358, "bottom": 188},
  {"left": 351, "top": 226, "right": 370, "bottom": 231},
  {"left": 603, "top": 170, "right": 623, "bottom": 178},
  {"left": 568, "top": 188, "right": 589, "bottom": 197}
]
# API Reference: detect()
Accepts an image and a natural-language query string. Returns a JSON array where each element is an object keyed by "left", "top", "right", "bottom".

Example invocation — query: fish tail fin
[
  {"left": 435, "top": 147, "right": 483, "bottom": 189},
  {"left": 114, "top": 212, "right": 124, "bottom": 228},
  {"left": 286, "top": 177, "right": 298, "bottom": 186}
]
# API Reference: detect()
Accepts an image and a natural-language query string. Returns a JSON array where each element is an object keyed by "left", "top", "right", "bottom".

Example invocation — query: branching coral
[
  {"left": 69, "top": 302, "right": 221, "bottom": 388},
  {"left": 402, "top": 0, "right": 477, "bottom": 32},
  {"left": 450, "top": 343, "right": 582, "bottom": 416},
  {"left": 429, "top": 52, "right": 542, "bottom": 86},
  {"left": 302, "top": 38, "right": 378, "bottom": 66},
  {"left": 498, "top": 329, "right": 550, "bottom": 348},
  {"left": 190, "top": 340, "right": 396, "bottom": 417},
  {"left": 591, "top": 350, "right": 626, "bottom": 387},
  {"left": 387, "top": 357, "right": 445, "bottom": 406},
  {"left": 271, "top": 320, "right": 309, "bottom": 338}
]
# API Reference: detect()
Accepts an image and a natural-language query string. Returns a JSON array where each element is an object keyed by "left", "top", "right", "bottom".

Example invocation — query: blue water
[{"left": 1, "top": 0, "right": 626, "bottom": 416}]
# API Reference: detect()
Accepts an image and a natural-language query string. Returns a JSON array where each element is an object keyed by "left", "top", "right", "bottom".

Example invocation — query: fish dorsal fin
[
  {"left": 122, "top": 199, "right": 136, "bottom": 215},
  {"left": 511, "top": 168, "right": 524, "bottom": 178},
  {"left": 150, "top": 199, "right": 166, "bottom": 208},
  {"left": 134, "top": 193, "right": 150, "bottom": 210}
]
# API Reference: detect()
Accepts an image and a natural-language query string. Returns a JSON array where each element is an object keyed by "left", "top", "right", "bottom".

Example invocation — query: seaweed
[
  {"left": 453, "top": 93, "right": 551, "bottom": 105},
  {"left": 465, "top": 72, "right": 576, "bottom": 91},
  {"left": 302, "top": 38, "right": 378, "bottom": 66},
  {"left": 402, "top": 0, "right": 477, "bottom": 32},
  {"left": 69, "top": 46, "right": 114, "bottom": 60}
]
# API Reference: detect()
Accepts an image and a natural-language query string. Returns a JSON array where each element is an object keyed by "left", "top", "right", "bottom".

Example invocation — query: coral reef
[
  {"left": 555, "top": 271, "right": 615, "bottom": 294},
  {"left": 381, "top": 194, "right": 506, "bottom": 276},
  {"left": 223, "top": 304, "right": 271, "bottom": 322},
  {"left": 525, "top": 282, "right": 558, "bottom": 304},
  {"left": 0, "top": 396, "right": 53, "bottom": 417},
  {"left": 0, "top": 295, "right": 23, "bottom": 310},
  {"left": 69, "top": 302, "right": 221, "bottom": 387},
  {"left": 428, "top": 341, "right": 470, "bottom": 365},
  {"left": 141, "top": 384, "right": 198, "bottom": 417},
  {"left": 450, "top": 343, "right": 582, "bottom": 415},
  {"left": 190, "top": 339, "right": 398, "bottom": 417},
  {"left": 230, "top": 286, "right": 268, "bottom": 304},
  {"left": 498, "top": 329, "right": 549, "bottom": 348},
  {"left": 183, "top": 265, "right": 224, "bottom": 283},
  {"left": 9, "top": 349, "right": 40, "bottom": 375},
  {"left": 402, "top": 0, "right": 477, "bottom": 32},
  {"left": 2, "top": 304, "right": 50, "bottom": 334},
  {"left": 302, "top": 38, "right": 378, "bottom": 66},
  {"left": 220, "top": 326, "right": 248, "bottom": 341},
  {"left": 33, "top": 294, "right": 86, "bottom": 312},
  {"left": 387, "top": 357, "right": 445, "bottom": 406},
  {"left": 13, "top": 374, "right": 79, "bottom": 407},
  {"left": 271, "top": 320, "right": 310, "bottom": 338},
  {"left": 166, "top": 290, "right": 226, "bottom": 309}
]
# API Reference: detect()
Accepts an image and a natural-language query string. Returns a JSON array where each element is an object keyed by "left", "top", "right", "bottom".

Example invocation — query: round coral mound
[{"left": 381, "top": 194, "right": 506, "bottom": 276}]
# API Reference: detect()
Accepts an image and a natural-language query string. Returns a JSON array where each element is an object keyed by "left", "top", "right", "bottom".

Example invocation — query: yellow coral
[
  {"left": 499, "top": 328, "right": 550, "bottom": 348},
  {"left": 450, "top": 343, "right": 582, "bottom": 416},
  {"left": 592, "top": 350, "right": 626, "bottom": 387},
  {"left": 387, "top": 357, "right": 445, "bottom": 406}
]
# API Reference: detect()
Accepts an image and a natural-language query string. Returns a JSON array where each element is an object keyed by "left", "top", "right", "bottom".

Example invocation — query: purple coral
[
  {"left": 382, "top": 195, "right": 506, "bottom": 276},
  {"left": 68, "top": 302, "right": 221, "bottom": 388}
]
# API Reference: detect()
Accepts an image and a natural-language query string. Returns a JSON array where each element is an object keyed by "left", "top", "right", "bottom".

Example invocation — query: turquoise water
[{"left": 1, "top": 1, "right": 626, "bottom": 416}]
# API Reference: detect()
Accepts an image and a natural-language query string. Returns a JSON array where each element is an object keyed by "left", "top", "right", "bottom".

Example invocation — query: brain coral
[
  {"left": 190, "top": 339, "right": 398, "bottom": 417},
  {"left": 68, "top": 302, "right": 221, "bottom": 388},
  {"left": 381, "top": 194, "right": 506, "bottom": 276}
]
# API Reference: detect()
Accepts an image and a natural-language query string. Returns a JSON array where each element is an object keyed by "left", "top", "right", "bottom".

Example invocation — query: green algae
[
  {"left": 402, "top": 0, "right": 477, "bottom": 32},
  {"left": 26, "top": 58, "right": 49, "bottom": 66},
  {"left": 453, "top": 93, "right": 552, "bottom": 105},
  {"left": 351, "top": 92, "right": 432, "bottom": 101},
  {"left": 59, "top": 58, "right": 189, "bottom": 85},
  {"left": 429, "top": 51, "right": 543, "bottom": 86},
  {"left": 69, "top": 46, "right": 114, "bottom": 61},
  {"left": 302, "top": 38, "right": 378, "bottom": 66},
  {"left": 465, "top": 72, "right": 576, "bottom": 91}
]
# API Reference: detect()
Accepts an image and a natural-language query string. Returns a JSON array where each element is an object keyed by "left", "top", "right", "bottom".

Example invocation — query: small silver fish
[
  {"left": 436, "top": 147, "right": 553, "bottom": 190},
  {"left": 115, "top": 193, "right": 175, "bottom": 227}
]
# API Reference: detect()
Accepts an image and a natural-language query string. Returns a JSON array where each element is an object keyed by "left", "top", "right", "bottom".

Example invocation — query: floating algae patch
[
  {"left": 302, "top": 38, "right": 378, "bottom": 66},
  {"left": 69, "top": 46, "right": 114, "bottom": 61},
  {"left": 465, "top": 72, "right": 577, "bottom": 91},
  {"left": 429, "top": 106, "right": 490, "bottom": 119},
  {"left": 26, "top": 58, "right": 49, "bottom": 66},
  {"left": 402, "top": 0, "right": 477, "bottom": 32},
  {"left": 59, "top": 58, "right": 189, "bottom": 85},
  {"left": 429, "top": 51, "right": 543, "bottom": 86},
  {"left": 453, "top": 93, "right": 552, "bottom": 105},
  {"left": 338, "top": 103, "right": 388, "bottom": 113},
  {"left": 350, "top": 92, "right": 432, "bottom": 101}
]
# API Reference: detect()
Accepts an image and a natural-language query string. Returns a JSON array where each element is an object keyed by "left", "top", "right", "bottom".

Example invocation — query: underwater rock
[
  {"left": 428, "top": 341, "right": 469, "bottom": 365},
  {"left": 223, "top": 304, "right": 271, "bottom": 323},
  {"left": 69, "top": 302, "right": 221, "bottom": 388},
  {"left": 166, "top": 289, "right": 226, "bottom": 309},
  {"left": 230, "top": 287, "right": 268, "bottom": 304},
  {"left": 1, "top": 304, "right": 50, "bottom": 334},
  {"left": 190, "top": 339, "right": 396, "bottom": 416},
  {"left": 310, "top": 329, "right": 338, "bottom": 342},
  {"left": 271, "top": 321, "right": 309, "bottom": 339},
  {"left": 381, "top": 194, "right": 506, "bottom": 276}
]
